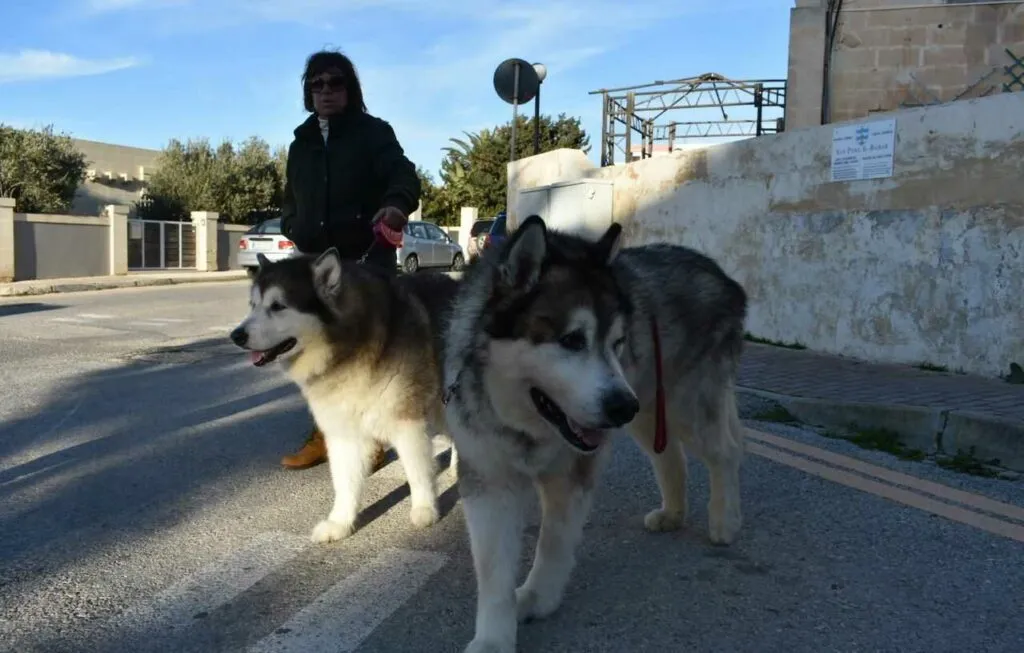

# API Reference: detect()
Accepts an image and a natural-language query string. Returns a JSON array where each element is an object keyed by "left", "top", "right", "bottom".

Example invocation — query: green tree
[
  {"left": 437, "top": 113, "right": 590, "bottom": 216},
  {"left": 0, "top": 124, "right": 88, "bottom": 213},
  {"left": 416, "top": 165, "right": 461, "bottom": 226},
  {"left": 139, "top": 136, "right": 285, "bottom": 224}
]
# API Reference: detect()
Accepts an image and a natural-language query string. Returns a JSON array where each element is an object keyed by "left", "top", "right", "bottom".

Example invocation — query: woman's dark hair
[{"left": 301, "top": 49, "right": 367, "bottom": 114}]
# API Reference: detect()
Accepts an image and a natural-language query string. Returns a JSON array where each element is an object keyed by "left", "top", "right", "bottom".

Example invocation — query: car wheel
[
  {"left": 403, "top": 254, "right": 419, "bottom": 274},
  {"left": 451, "top": 253, "right": 465, "bottom": 271}
]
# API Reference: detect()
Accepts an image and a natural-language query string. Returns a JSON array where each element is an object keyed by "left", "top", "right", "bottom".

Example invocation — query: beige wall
[
  {"left": 786, "top": 0, "right": 1024, "bottom": 129},
  {"left": 507, "top": 91, "right": 1024, "bottom": 378},
  {"left": 70, "top": 138, "right": 162, "bottom": 217}
]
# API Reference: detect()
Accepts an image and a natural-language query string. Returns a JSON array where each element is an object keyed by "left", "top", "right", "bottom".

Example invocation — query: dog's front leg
[
  {"left": 461, "top": 482, "right": 527, "bottom": 653},
  {"left": 517, "top": 448, "right": 607, "bottom": 622},
  {"left": 311, "top": 434, "right": 374, "bottom": 543}
]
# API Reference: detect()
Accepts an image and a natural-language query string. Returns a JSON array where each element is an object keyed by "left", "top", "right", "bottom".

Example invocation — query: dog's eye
[
  {"left": 558, "top": 329, "right": 587, "bottom": 352},
  {"left": 269, "top": 301, "right": 285, "bottom": 312}
]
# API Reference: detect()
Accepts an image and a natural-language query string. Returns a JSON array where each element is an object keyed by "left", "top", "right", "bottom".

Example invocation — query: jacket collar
[{"left": 294, "top": 111, "right": 359, "bottom": 143}]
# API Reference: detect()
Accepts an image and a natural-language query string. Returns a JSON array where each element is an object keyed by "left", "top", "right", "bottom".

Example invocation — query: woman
[{"left": 278, "top": 48, "right": 421, "bottom": 471}]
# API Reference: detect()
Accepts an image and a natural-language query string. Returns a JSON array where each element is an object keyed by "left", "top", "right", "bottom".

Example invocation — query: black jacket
[{"left": 279, "top": 111, "right": 420, "bottom": 269}]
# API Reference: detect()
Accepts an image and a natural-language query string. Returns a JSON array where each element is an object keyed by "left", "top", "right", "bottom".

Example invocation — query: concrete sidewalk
[
  {"left": 738, "top": 342, "right": 1024, "bottom": 473},
  {"left": 0, "top": 270, "right": 249, "bottom": 297}
]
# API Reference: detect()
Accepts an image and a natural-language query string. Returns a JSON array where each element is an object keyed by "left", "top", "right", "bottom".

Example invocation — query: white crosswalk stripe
[
  {"left": 109, "top": 531, "right": 311, "bottom": 641},
  {"left": 248, "top": 548, "right": 449, "bottom": 653}
]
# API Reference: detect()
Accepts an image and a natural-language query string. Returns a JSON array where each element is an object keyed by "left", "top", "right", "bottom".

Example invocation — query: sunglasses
[{"left": 309, "top": 75, "right": 346, "bottom": 93}]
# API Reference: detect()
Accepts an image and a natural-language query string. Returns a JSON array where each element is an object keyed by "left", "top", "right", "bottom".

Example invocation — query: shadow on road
[
  {"left": 0, "top": 337, "right": 307, "bottom": 582},
  {"left": 0, "top": 302, "right": 66, "bottom": 318}
]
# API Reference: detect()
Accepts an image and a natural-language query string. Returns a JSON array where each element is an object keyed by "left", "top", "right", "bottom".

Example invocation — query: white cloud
[{"left": 0, "top": 50, "right": 142, "bottom": 84}]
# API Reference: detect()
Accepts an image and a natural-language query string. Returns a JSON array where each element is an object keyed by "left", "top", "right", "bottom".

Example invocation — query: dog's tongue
[
  {"left": 250, "top": 351, "right": 265, "bottom": 365},
  {"left": 570, "top": 420, "right": 604, "bottom": 448}
]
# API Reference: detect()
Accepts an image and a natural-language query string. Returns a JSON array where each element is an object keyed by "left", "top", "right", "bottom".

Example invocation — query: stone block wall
[{"left": 786, "top": 0, "right": 1024, "bottom": 128}]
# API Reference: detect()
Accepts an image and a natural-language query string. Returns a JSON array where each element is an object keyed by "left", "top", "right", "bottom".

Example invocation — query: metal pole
[
  {"left": 510, "top": 62, "right": 520, "bottom": 163},
  {"left": 533, "top": 84, "right": 541, "bottom": 155}
]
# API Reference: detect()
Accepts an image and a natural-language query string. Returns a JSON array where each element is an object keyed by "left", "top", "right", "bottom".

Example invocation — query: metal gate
[{"left": 128, "top": 219, "right": 197, "bottom": 270}]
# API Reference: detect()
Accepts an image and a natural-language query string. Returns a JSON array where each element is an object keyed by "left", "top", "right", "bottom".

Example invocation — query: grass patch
[
  {"left": 936, "top": 447, "right": 1001, "bottom": 478},
  {"left": 744, "top": 332, "right": 807, "bottom": 350},
  {"left": 846, "top": 427, "right": 926, "bottom": 462},
  {"left": 754, "top": 405, "right": 799, "bottom": 424}
]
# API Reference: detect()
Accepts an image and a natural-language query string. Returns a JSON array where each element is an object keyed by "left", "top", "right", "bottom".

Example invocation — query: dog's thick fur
[
  {"left": 443, "top": 216, "right": 748, "bottom": 653},
  {"left": 230, "top": 250, "right": 458, "bottom": 543}
]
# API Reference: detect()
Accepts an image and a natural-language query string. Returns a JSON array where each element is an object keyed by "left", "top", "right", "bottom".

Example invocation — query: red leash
[{"left": 650, "top": 316, "right": 668, "bottom": 454}]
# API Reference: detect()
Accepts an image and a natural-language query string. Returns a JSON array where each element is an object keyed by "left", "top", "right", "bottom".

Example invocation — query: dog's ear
[
  {"left": 594, "top": 222, "right": 623, "bottom": 265},
  {"left": 498, "top": 215, "right": 546, "bottom": 291},
  {"left": 256, "top": 253, "right": 271, "bottom": 269},
  {"left": 311, "top": 247, "right": 343, "bottom": 295}
]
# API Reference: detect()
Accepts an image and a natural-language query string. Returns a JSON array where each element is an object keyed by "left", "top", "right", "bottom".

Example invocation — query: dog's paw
[
  {"left": 643, "top": 508, "right": 685, "bottom": 533},
  {"left": 463, "top": 638, "right": 513, "bottom": 653},
  {"left": 310, "top": 519, "right": 354, "bottom": 543},
  {"left": 515, "top": 585, "right": 560, "bottom": 623},
  {"left": 409, "top": 504, "right": 440, "bottom": 529},
  {"left": 708, "top": 510, "right": 741, "bottom": 546}
]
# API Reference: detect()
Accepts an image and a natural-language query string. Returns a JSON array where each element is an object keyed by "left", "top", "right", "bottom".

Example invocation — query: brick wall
[
  {"left": 830, "top": 1, "right": 1024, "bottom": 121},
  {"left": 785, "top": 0, "right": 1024, "bottom": 129}
]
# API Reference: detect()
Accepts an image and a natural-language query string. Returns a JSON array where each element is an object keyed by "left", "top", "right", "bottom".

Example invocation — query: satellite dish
[{"left": 493, "top": 58, "right": 540, "bottom": 105}]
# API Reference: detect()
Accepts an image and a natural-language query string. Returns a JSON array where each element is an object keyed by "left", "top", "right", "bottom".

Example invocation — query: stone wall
[
  {"left": 786, "top": 0, "right": 1024, "bottom": 129},
  {"left": 507, "top": 91, "right": 1024, "bottom": 379}
]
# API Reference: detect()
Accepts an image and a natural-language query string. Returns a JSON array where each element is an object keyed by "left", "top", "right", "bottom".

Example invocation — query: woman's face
[{"left": 309, "top": 67, "right": 348, "bottom": 117}]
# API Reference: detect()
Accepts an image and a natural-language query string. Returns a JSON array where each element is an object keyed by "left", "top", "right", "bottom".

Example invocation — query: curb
[
  {"left": 737, "top": 386, "right": 1024, "bottom": 474},
  {"left": 0, "top": 272, "right": 249, "bottom": 298}
]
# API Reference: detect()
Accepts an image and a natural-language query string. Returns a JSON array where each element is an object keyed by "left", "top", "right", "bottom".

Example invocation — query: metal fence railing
[{"left": 127, "top": 219, "right": 197, "bottom": 270}]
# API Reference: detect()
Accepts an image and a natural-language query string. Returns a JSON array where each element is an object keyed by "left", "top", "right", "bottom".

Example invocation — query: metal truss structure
[{"left": 588, "top": 73, "right": 787, "bottom": 167}]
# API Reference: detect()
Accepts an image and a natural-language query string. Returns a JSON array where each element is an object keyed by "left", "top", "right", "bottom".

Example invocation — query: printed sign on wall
[{"left": 830, "top": 118, "right": 896, "bottom": 182}]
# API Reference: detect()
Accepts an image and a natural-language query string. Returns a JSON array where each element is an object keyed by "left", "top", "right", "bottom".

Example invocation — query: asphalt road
[{"left": 1, "top": 281, "right": 1023, "bottom": 653}]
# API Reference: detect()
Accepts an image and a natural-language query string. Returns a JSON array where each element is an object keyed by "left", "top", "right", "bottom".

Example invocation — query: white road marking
[
  {"left": 377, "top": 439, "right": 456, "bottom": 480},
  {"left": 109, "top": 531, "right": 310, "bottom": 639},
  {"left": 77, "top": 313, "right": 115, "bottom": 319},
  {"left": 248, "top": 548, "right": 449, "bottom": 653},
  {"left": 128, "top": 320, "right": 182, "bottom": 327},
  {"left": 49, "top": 317, "right": 90, "bottom": 324}
]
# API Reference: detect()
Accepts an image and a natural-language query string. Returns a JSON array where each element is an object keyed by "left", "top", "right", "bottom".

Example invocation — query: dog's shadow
[{"left": 354, "top": 448, "right": 460, "bottom": 531}]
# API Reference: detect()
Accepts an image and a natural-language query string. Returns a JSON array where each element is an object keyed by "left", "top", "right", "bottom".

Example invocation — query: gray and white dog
[
  {"left": 230, "top": 249, "right": 458, "bottom": 543},
  {"left": 443, "top": 215, "right": 748, "bottom": 653}
]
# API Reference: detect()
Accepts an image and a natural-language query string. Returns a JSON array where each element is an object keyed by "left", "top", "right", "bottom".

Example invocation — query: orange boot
[
  {"left": 281, "top": 426, "right": 328, "bottom": 470},
  {"left": 281, "top": 427, "right": 390, "bottom": 472}
]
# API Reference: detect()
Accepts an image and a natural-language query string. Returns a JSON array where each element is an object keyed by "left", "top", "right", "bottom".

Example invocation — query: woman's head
[{"left": 301, "top": 49, "right": 367, "bottom": 117}]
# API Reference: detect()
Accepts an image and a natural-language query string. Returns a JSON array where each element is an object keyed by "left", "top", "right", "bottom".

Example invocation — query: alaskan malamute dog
[
  {"left": 443, "top": 215, "right": 748, "bottom": 653},
  {"left": 230, "top": 249, "right": 458, "bottom": 543}
]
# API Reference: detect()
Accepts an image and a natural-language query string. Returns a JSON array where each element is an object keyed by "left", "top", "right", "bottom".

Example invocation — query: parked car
[
  {"left": 467, "top": 218, "right": 495, "bottom": 262},
  {"left": 396, "top": 220, "right": 465, "bottom": 274},
  {"left": 482, "top": 211, "right": 507, "bottom": 252},
  {"left": 237, "top": 218, "right": 296, "bottom": 275}
]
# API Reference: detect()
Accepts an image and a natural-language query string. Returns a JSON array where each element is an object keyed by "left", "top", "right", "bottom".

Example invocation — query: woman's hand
[{"left": 372, "top": 205, "right": 407, "bottom": 231}]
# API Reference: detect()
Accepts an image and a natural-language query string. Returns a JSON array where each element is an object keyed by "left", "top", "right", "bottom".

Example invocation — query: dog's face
[
  {"left": 483, "top": 216, "right": 640, "bottom": 454},
  {"left": 229, "top": 250, "right": 345, "bottom": 367}
]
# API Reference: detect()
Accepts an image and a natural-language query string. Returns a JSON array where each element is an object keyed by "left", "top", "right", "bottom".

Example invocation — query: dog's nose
[
  {"left": 229, "top": 326, "right": 248, "bottom": 347},
  {"left": 602, "top": 389, "right": 640, "bottom": 426}
]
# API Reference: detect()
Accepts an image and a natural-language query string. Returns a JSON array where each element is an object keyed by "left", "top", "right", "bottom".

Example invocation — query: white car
[
  {"left": 237, "top": 218, "right": 296, "bottom": 274},
  {"left": 396, "top": 220, "right": 465, "bottom": 274}
]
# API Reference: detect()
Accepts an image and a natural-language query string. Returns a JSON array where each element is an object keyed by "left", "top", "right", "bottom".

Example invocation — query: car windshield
[
  {"left": 471, "top": 220, "right": 494, "bottom": 237},
  {"left": 246, "top": 218, "right": 282, "bottom": 235}
]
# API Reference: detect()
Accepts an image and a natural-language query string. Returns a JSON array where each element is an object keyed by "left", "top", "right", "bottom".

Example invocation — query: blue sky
[{"left": 1, "top": 0, "right": 794, "bottom": 178}]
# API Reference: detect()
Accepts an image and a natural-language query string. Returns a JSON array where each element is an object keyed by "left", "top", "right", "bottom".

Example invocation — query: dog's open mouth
[
  {"left": 529, "top": 387, "right": 607, "bottom": 452},
  {"left": 250, "top": 338, "right": 297, "bottom": 367}
]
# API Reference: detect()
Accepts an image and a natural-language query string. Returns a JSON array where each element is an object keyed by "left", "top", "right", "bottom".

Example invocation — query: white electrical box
[{"left": 515, "top": 178, "right": 614, "bottom": 241}]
